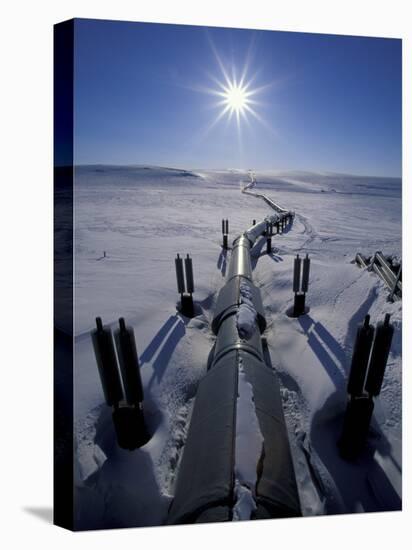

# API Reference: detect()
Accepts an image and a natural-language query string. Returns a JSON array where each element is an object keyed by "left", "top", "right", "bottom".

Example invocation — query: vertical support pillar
[
  {"left": 114, "top": 318, "right": 144, "bottom": 405},
  {"left": 91, "top": 317, "right": 149, "bottom": 450},
  {"left": 176, "top": 253, "right": 195, "bottom": 317},
  {"left": 301, "top": 253, "right": 310, "bottom": 293},
  {"left": 338, "top": 396, "right": 374, "bottom": 459},
  {"left": 91, "top": 317, "right": 123, "bottom": 407},
  {"left": 365, "top": 314, "right": 394, "bottom": 396},
  {"left": 175, "top": 253, "right": 185, "bottom": 304},
  {"left": 223, "top": 234, "right": 228, "bottom": 250},
  {"left": 222, "top": 219, "right": 229, "bottom": 249},
  {"left": 184, "top": 253, "right": 195, "bottom": 317},
  {"left": 113, "top": 317, "right": 149, "bottom": 449},
  {"left": 293, "top": 255, "right": 301, "bottom": 294},
  {"left": 292, "top": 254, "right": 310, "bottom": 317},
  {"left": 185, "top": 254, "right": 194, "bottom": 294},
  {"left": 339, "top": 313, "right": 394, "bottom": 459},
  {"left": 346, "top": 315, "right": 375, "bottom": 397}
]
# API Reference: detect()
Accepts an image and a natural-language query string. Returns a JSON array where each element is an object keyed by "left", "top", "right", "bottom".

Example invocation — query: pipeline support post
[
  {"left": 339, "top": 313, "right": 394, "bottom": 459},
  {"left": 292, "top": 253, "right": 310, "bottom": 317},
  {"left": 338, "top": 396, "right": 375, "bottom": 460},
  {"left": 175, "top": 253, "right": 195, "bottom": 317},
  {"left": 346, "top": 315, "right": 375, "bottom": 397},
  {"left": 91, "top": 317, "right": 123, "bottom": 407},
  {"left": 91, "top": 316, "right": 149, "bottom": 450},
  {"left": 365, "top": 313, "right": 394, "bottom": 396},
  {"left": 115, "top": 317, "right": 144, "bottom": 406},
  {"left": 175, "top": 253, "right": 185, "bottom": 304},
  {"left": 266, "top": 221, "right": 273, "bottom": 253},
  {"left": 222, "top": 218, "right": 229, "bottom": 249}
]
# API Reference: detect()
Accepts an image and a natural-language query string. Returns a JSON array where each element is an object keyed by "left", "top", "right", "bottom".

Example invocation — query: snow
[
  {"left": 73, "top": 165, "right": 402, "bottom": 528},
  {"left": 232, "top": 359, "right": 264, "bottom": 521},
  {"left": 236, "top": 282, "right": 258, "bottom": 340},
  {"left": 233, "top": 481, "right": 258, "bottom": 521}
]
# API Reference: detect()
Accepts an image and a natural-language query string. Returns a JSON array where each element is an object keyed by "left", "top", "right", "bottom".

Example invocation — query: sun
[
  {"left": 223, "top": 83, "right": 249, "bottom": 114},
  {"left": 190, "top": 37, "right": 275, "bottom": 139},
  {"left": 211, "top": 77, "right": 259, "bottom": 130}
]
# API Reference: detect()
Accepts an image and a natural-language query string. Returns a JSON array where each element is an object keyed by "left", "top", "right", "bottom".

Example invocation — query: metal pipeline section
[
  {"left": 374, "top": 252, "right": 402, "bottom": 294},
  {"left": 242, "top": 177, "right": 289, "bottom": 215},
  {"left": 261, "top": 195, "right": 289, "bottom": 214},
  {"left": 356, "top": 252, "right": 402, "bottom": 300},
  {"left": 168, "top": 214, "right": 301, "bottom": 524}
]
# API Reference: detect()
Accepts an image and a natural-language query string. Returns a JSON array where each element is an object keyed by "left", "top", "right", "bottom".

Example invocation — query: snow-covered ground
[{"left": 73, "top": 165, "right": 401, "bottom": 529}]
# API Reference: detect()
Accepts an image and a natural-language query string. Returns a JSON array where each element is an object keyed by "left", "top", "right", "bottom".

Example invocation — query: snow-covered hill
[{"left": 72, "top": 165, "right": 402, "bottom": 528}]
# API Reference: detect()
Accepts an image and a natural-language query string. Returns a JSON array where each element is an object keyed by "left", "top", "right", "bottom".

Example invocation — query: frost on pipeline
[
  {"left": 236, "top": 282, "right": 258, "bottom": 340},
  {"left": 233, "top": 358, "right": 264, "bottom": 521}
]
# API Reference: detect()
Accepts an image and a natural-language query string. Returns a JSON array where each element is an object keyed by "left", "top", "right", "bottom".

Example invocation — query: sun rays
[{"left": 196, "top": 36, "right": 275, "bottom": 144}]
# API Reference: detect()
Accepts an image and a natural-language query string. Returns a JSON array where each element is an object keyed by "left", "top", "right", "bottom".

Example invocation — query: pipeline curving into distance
[
  {"left": 242, "top": 170, "right": 291, "bottom": 215},
  {"left": 168, "top": 210, "right": 301, "bottom": 524}
]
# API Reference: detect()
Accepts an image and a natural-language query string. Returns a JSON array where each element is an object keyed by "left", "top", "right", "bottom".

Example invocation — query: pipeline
[
  {"left": 168, "top": 212, "right": 301, "bottom": 524},
  {"left": 355, "top": 252, "right": 402, "bottom": 301},
  {"left": 242, "top": 171, "right": 290, "bottom": 215}
]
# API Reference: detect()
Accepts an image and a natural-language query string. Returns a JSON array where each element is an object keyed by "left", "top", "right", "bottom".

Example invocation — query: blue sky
[{"left": 74, "top": 19, "right": 401, "bottom": 177}]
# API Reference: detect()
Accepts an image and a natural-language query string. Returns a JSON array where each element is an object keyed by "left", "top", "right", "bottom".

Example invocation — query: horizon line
[{"left": 57, "top": 163, "right": 402, "bottom": 180}]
